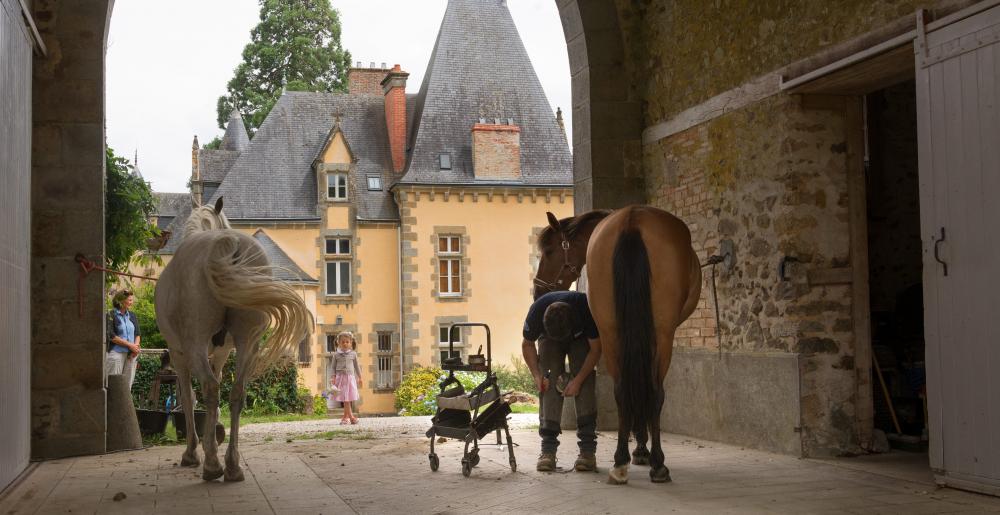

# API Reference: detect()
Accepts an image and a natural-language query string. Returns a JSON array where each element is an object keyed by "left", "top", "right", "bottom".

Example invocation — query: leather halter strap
[{"left": 533, "top": 237, "right": 580, "bottom": 293}]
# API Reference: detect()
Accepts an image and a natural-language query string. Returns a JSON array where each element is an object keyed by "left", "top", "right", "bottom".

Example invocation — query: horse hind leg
[
  {"left": 608, "top": 382, "right": 631, "bottom": 485},
  {"left": 193, "top": 354, "right": 225, "bottom": 481},
  {"left": 649, "top": 387, "right": 671, "bottom": 483},
  {"left": 175, "top": 366, "right": 201, "bottom": 467},
  {"left": 224, "top": 315, "right": 263, "bottom": 482},
  {"left": 632, "top": 425, "right": 651, "bottom": 465}
]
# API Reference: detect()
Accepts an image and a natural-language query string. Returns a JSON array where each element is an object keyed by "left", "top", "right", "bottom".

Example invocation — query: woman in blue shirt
[{"left": 106, "top": 289, "right": 141, "bottom": 388}]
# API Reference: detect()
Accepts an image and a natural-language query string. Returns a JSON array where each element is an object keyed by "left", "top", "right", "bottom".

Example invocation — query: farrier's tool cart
[{"left": 426, "top": 323, "right": 517, "bottom": 477}]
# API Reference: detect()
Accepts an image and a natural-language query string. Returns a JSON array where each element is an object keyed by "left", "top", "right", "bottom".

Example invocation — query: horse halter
[{"left": 533, "top": 236, "right": 581, "bottom": 294}]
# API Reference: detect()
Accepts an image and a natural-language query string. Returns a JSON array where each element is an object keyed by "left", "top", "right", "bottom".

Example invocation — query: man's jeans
[
  {"left": 105, "top": 351, "right": 137, "bottom": 390},
  {"left": 538, "top": 335, "right": 597, "bottom": 454}
]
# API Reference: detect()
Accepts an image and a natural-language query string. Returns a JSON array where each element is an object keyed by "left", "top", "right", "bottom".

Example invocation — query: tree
[
  {"left": 202, "top": 136, "right": 223, "bottom": 150},
  {"left": 105, "top": 146, "right": 158, "bottom": 275},
  {"left": 216, "top": 0, "right": 352, "bottom": 134}
]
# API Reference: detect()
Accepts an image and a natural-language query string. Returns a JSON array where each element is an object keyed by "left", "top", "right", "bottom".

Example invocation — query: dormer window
[
  {"left": 367, "top": 176, "right": 383, "bottom": 191},
  {"left": 327, "top": 172, "right": 347, "bottom": 200},
  {"left": 439, "top": 153, "right": 451, "bottom": 170}
]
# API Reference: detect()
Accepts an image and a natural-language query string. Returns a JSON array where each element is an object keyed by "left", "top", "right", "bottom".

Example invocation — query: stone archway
[
  {"left": 30, "top": 0, "right": 115, "bottom": 460},
  {"left": 556, "top": 0, "right": 644, "bottom": 214}
]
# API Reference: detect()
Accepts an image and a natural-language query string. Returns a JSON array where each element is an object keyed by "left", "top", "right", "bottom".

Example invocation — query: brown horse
[{"left": 535, "top": 205, "right": 701, "bottom": 484}]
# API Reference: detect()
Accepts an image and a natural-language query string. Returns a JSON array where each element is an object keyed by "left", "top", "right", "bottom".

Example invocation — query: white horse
[{"left": 155, "top": 197, "right": 313, "bottom": 481}]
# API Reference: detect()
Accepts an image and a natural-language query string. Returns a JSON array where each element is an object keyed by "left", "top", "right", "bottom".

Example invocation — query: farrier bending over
[{"left": 521, "top": 291, "right": 602, "bottom": 472}]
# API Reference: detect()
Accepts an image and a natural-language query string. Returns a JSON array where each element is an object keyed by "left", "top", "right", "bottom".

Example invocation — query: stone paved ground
[{"left": 3, "top": 417, "right": 1000, "bottom": 514}]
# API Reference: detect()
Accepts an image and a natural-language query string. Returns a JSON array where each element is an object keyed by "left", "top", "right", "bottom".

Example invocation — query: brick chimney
[
  {"left": 191, "top": 135, "right": 202, "bottom": 204},
  {"left": 348, "top": 61, "right": 391, "bottom": 96},
  {"left": 472, "top": 121, "right": 521, "bottom": 180},
  {"left": 381, "top": 64, "right": 409, "bottom": 174}
]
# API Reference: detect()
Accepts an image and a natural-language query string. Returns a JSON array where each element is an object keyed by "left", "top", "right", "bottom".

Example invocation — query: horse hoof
[
  {"left": 607, "top": 465, "right": 629, "bottom": 485},
  {"left": 632, "top": 451, "right": 650, "bottom": 466},
  {"left": 180, "top": 455, "right": 200, "bottom": 467},
  {"left": 650, "top": 466, "right": 672, "bottom": 483},
  {"left": 202, "top": 467, "right": 224, "bottom": 481},
  {"left": 224, "top": 468, "right": 245, "bottom": 482}
]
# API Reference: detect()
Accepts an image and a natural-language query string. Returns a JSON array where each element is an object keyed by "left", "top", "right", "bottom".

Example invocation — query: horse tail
[
  {"left": 204, "top": 233, "right": 314, "bottom": 378},
  {"left": 613, "top": 224, "right": 657, "bottom": 431}
]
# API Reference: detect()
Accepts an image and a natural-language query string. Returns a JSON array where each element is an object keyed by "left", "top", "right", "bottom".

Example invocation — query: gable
[{"left": 319, "top": 130, "right": 353, "bottom": 165}]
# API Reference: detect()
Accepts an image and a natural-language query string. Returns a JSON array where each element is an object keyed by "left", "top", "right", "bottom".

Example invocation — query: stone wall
[{"left": 30, "top": 0, "right": 114, "bottom": 459}]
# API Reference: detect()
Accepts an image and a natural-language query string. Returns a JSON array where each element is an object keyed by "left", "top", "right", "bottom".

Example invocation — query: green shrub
[
  {"left": 131, "top": 352, "right": 299, "bottom": 416},
  {"left": 394, "top": 366, "right": 443, "bottom": 415},
  {"left": 131, "top": 283, "right": 166, "bottom": 349},
  {"left": 494, "top": 356, "right": 536, "bottom": 393},
  {"left": 312, "top": 395, "right": 327, "bottom": 416}
]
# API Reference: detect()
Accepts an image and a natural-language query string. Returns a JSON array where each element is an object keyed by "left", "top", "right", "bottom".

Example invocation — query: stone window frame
[
  {"left": 368, "top": 323, "right": 400, "bottom": 393},
  {"left": 324, "top": 236, "right": 351, "bottom": 256},
  {"left": 326, "top": 171, "right": 349, "bottom": 201},
  {"left": 318, "top": 229, "right": 360, "bottom": 305},
  {"left": 296, "top": 337, "right": 312, "bottom": 366},
  {"left": 431, "top": 226, "right": 470, "bottom": 302},
  {"left": 432, "top": 316, "right": 470, "bottom": 366}
]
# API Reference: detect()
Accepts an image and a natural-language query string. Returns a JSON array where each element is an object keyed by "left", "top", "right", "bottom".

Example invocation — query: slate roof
[
  {"left": 154, "top": 192, "right": 191, "bottom": 217},
  {"left": 207, "top": 92, "right": 398, "bottom": 222},
  {"left": 198, "top": 149, "right": 240, "bottom": 183},
  {"left": 253, "top": 229, "right": 317, "bottom": 284},
  {"left": 155, "top": 199, "right": 193, "bottom": 255},
  {"left": 399, "top": 0, "right": 572, "bottom": 186},
  {"left": 220, "top": 110, "right": 250, "bottom": 152}
]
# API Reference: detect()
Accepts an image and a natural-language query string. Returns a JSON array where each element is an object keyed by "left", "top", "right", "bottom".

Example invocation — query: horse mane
[
  {"left": 538, "top": 209, "right": 613, "bottom": 249},
  {"left": 184, "top": 205, "right": 231, "bottom": 237}
]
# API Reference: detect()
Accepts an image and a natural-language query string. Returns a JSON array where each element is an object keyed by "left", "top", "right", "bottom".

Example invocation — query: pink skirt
[{"left": 332, "top": 373, "right": 359, "bottom": 402}]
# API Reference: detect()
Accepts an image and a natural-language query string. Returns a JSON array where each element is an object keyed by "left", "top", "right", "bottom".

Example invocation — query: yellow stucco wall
[{"left": 400, "top": 189, "right": 574, "bottom": 371}]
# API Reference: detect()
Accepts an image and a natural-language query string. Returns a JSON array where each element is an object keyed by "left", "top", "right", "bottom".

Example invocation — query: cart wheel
[
  {"left": 469, "top": 450, "right": 480, "bottom": 468},
  {"left": 462, "top": 459, "right": 472, "bottom": 477},
  {"left": 429, "top": 454, "right": 439, "bottom": 472},
  {"left": 509, "top": 456, "right": 517, "bottom": 473}
]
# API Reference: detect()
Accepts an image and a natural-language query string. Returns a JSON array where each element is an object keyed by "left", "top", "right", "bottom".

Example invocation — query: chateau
[{"left": 150, "top": 0, "right": 573, "bottom": 413}]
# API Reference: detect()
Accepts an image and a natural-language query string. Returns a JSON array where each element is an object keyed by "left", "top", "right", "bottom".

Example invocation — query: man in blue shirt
[{"left": 521, "top": 290, "right": 601, "bottom": 472}]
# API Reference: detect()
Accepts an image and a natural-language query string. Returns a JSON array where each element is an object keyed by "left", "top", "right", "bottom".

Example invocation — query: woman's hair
[
  {"left": 543, "top": 301, "right": 575, "bottom": 341},
  {"left": 112, "top": 289, "right": 134, "bottom": 310},
  {"left": 335, "top": 331, "right": 356, "bottom": 350}
]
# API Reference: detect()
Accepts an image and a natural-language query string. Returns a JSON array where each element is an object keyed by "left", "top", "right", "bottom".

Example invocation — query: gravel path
[{"left": 238, "top": 413, "right": 538, "bottom": 441}]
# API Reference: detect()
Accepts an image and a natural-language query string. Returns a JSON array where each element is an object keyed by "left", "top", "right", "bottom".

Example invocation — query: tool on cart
[{"left": 425, "top": 323, "right": 517, "bottom": 477}]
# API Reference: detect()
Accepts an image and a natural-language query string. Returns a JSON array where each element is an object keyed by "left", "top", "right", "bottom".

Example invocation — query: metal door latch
[{"left": 933, "top": 227, "right": 948, "bottom": 277}]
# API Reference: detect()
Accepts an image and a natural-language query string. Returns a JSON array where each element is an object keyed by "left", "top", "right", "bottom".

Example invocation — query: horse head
[
  {"left": 184, "top": 196, "right": 231, "bottom": 236},
  {"left": 533, "top": 209, "right": 611, "bottom": 299}
]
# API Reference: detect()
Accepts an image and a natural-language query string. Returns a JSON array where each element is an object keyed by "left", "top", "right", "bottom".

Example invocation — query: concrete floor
[{"left": 2, "top": 422, "right": 999, "bottom": 514}]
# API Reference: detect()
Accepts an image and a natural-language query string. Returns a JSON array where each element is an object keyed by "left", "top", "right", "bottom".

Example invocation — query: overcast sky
[{"left": 106, "top": 0, "right": 571, "bottom": 193}]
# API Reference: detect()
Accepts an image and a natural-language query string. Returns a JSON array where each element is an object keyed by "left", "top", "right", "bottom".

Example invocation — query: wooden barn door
[{"left": 916, "top": 2, "right": 1000, "bottom": 496}]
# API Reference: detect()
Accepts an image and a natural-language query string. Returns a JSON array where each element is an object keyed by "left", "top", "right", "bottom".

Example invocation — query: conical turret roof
[{"left": 219, "top": 109, "right": 250, "bottom": 151}]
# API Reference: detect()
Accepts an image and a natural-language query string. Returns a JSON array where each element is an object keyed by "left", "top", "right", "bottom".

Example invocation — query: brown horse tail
[{"left": 612, "top": 225, "right": 657, "bottom": 431}]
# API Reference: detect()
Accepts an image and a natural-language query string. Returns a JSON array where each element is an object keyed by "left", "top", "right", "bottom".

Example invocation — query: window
[
  {"left": 325, "top": 237, "right": 351, "bottom": 255},
  {"left": 439, "top": 326, "right": 462, "bottom": 346},
  {"left": 439, "top": 153, "right": 451, "bottom": 170},
  {"left": 440, "top": 349, "right": 462, "bottom": 363},
  {"left": 297, "top": 338, "right": 311, "bottom": 364},
  {"left": 439, "top": 259, "right": 461, "bottom": 295},
  {"left": 325, "top": 261, "right": 351, "bottom": 296},
  {"left": 375, "top": 332, "right": 394, "bottom": 389},
  {"left": 377, "top": 332, "right": 392, "bottom": 353},
  {"left": 326, "top": 172, "right": 347, "bottom": 200},
  {"left": 438, "top": 236, "right": 460, "bottom": 254},
  {"left": 326, "top": 334, "right": 337, "bottom": 353},
  {"left": 376, "top": 356, "right": 393, "bottom": 388},
  {"left": 367, "top": 176, "right": 382, "bottom": 190},
  {"left": 437, "top": 236, "right": 462, "bottom": 296}
]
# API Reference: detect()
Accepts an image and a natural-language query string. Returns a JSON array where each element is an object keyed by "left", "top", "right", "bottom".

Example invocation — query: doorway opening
[{"left": 863, "top": 78, "right": 929, "bottom": 474}]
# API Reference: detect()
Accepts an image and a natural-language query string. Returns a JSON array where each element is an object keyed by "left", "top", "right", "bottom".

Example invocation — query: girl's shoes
[
  {"left": 350, "top": 417, "right": 359, "bottom": 425},
  {"left": 340, "top": 418, "right": 349, "bottom": 425}
]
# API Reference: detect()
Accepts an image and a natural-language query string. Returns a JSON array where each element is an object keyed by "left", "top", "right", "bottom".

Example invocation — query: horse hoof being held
[
  {"left": 155, "top": 197, "right": 313, "bottom": 482},
  {"left": 535, "top": 205, "right": 701, "bottom": 485}
]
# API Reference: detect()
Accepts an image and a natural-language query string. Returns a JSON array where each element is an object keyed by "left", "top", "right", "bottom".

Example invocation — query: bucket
[{"left": 136, "top": 409, "right": 170, "bottom": 436}]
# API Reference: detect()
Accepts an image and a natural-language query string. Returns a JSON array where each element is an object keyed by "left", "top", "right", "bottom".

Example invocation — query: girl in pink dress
[{"left": 331, "top": 332, "right": 362, "bottom": 424}]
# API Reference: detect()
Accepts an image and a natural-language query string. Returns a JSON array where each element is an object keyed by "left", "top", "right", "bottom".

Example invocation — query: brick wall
[
  {"left": 347, "top": 67, "right": 390, "bottom": 96},
  {"left": 471, "top": 124, "right": 521, "bottom": 180}
]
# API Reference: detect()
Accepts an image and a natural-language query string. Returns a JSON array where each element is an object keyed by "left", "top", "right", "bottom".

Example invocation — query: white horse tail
[{"left": 204, "top": 233, "right": 314, "bottom": 378}]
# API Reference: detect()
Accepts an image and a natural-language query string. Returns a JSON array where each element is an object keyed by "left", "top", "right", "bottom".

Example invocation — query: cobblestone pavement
[{"left": 3, "top": 418, "right": 1000, "bottom": 514}]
